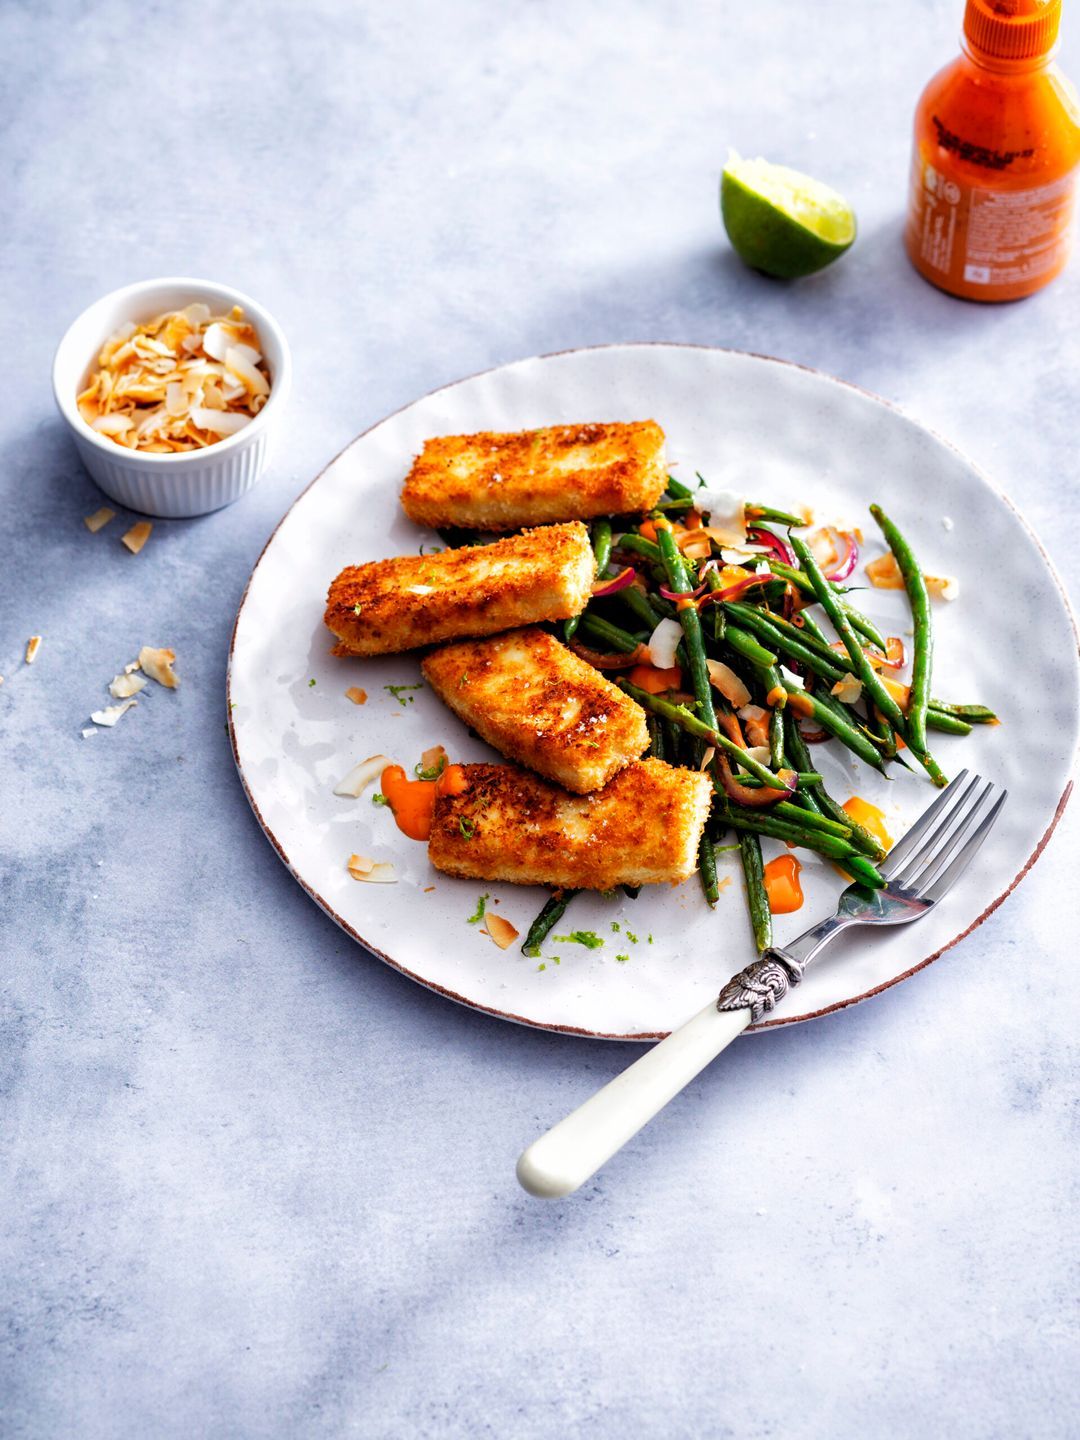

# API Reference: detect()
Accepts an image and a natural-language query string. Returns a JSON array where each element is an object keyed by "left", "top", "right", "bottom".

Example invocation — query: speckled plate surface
[{"left": 228, "top": 344, "right": 1078, "bottom": 1040}]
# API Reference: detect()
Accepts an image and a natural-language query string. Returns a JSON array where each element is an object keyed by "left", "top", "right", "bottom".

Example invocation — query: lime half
[{"left": 720, "top": 153, "right": 856, "bottom": 279}]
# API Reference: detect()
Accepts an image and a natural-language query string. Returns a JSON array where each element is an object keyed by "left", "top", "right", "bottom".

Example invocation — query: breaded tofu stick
[
  {"left": 325, "top": 522, "right": 594, "bottom": 656},
  {"left": 428, "top": 758, "right": 713, "bottom": 890},
  {"left": 401, "top": 420, "right": 667, "bottom": 531},
  {"left": 422, "top": 628, "right": 649, "bottom": 793}
]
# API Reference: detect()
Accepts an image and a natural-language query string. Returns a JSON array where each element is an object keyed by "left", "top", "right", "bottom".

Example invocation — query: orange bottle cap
[{"left": 963, "top": 0, "right": 1061, "bottom": 62}]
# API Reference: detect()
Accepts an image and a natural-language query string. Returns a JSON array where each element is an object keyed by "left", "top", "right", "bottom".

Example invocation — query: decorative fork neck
[{"left": 715, "top": 914, "right": 856, "bottom": 1024}]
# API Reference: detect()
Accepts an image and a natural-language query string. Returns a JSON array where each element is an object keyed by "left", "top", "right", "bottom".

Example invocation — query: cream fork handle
[{"left": 516, "top": 1001, "right": 750, "bottom": 1199}]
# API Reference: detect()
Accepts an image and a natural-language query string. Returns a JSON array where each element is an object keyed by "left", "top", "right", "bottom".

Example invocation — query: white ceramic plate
[{"left": 228, "top": 344, "right": 1077, "bottom": 1040}]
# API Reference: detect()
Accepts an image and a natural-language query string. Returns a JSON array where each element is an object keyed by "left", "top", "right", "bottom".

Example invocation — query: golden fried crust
[
  {"left": 422, "top": 628, "right": 649, "bottom": 793},
  {"left": 325, "top": 523, "right": 594, "bottom": 656},
  {"left": 400, "top": 421, "right": 667, "bottom": 531},
  {"left": 428, "top": 758, "right": 713, "bottom": 890}
]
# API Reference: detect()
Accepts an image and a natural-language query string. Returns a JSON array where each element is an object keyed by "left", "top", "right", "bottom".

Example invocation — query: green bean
[
  {"left": 564, "top": 520, "right": 613, "bottom": 641},
  {"left": 738, "top": 832, "right": 772, "bottom": 953},
  {"left": 926, "top": 710, "right": 973, "bottom": 736},
  {"left": 843, "top": 855, "right": 887, "bottom": 890},
  {"left": 930, "top": 701, "right": 999, "bottom": 724},
  {"left": 722, "top": 603, "right": 848, "bottom": 681},
  {"left": 725, "top": 624, "right": 779, "bottom": 668},
  {"left": 646, "top": 714, "right": 666, "bottom": 761},
  {"left": 665, "top": 476, "right": 695, "bottom": 500},
  {"left": 614, "top": 533, "right": 662, "bottom": 564},
  {"left": 767, "top": 560, "right": 888, "bottom": 650},
  {"left": 724, "top": 808, "right": 867, "bottom": 863},
  {"left": 790, "top": 536, "right": 947, "bottom": 788},
  {"left": 782, "top": 711, "right": 887, "bottom": 860},
  {"left": 618, "top": 682, "right": 789, "bottom": 789},
  {"left": 790, "top": 535, "right": 906, "bottom": 729},
  {"left": 698, "top": 831, "right": 720, "bottom": 908},
  {"left": 783, "top": 682, "right": 887, "bottom": 772},
  {"left": 616, "top": 583, "right": 669, "bottom": 630},
  {"left": 654, "top": 518, "right": 719, "bottom": 732},
  {"left": 870, "top": 505, "right": 932, "bottom": 755},
  {"left": 770, "top": 802, "right": 853, "bottom": 839},
  {"left": 792, "top": 607, "right": 831, "bottom": 648},
  {"left": 737, "top": 771, "right": 824, "bottom": 789},
  {"left": 746, "top": 503, "right": 807, "bottom": 528},
  {"left": 577, "top": 614, "right": 643, "bottom": 655},
  {"left": 769, "top": 705, "right": 785, "bottom": 769},
  {"left": 521, "top": 889, "right": 579, "bottom": 956}
]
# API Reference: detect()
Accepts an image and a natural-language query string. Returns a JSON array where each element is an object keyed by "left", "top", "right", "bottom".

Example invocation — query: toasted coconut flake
[
  {"left": 90, "top": 699, "right": 137, "bottom": 726},
  {"left": 698, "top": 745, "right": 716, "bottom": 772},
  {"left": 345, "top": 686, "right": 367, "bottom": 705},
  {"left": 24, "top": 635, "right": 42, "bottom": 664},
  {"left": 138, "top": 646, "right": 178, "bottom": 687},
  {"left": 831, "top": 674, "right": 864, "bottom": 705},
  {"left": 706, "top": 658, "right": 751, "bottom": 708},
  {"left": 347, "top": 855, "right": 397, "bottom": 884},
  {"left": 743, "top": 745, "right": 772, "bottom": 766},
  {"left": 190, "top": 406, "right": 251, "bottom": 436},
  {"left": 84, "top": 507, "right": 116, "bottom": 533},
  {"left": 865, "top": 551, "right": 958, "bottom": 601},
  {"left": 109, "top": 672, "right": 147, "bottom": 699},
  {"left": 81, "top": 727, "right": 98, "bottom": 738},
  {"left": 78, "top": 307, "right": 270, "bottom": 453},
  {"left": 420, "top": 744, "right": 447, "bottom": 773},
  {"left": 124, "top": 659, "right": 142, "bottom": 674},
  {"left": 693, "top": 488, "right": 747, "bottom": 546},
  {"left": 482, "top": 913, "right": 520, "bottom": 949},
  {"left": 121, "top": 521, "right": 153, "bottom": 555},
  {"left": 334, "top": 753, "right": 392, "bottom": 798}
]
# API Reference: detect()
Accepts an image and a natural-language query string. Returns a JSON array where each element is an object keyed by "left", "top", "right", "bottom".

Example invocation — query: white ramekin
[{"left": 52, "top": 277, "right": 292, "bottom": 518}]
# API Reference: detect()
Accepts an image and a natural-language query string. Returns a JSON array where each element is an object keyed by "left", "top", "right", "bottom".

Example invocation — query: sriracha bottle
[{"left": 906, "top": 0, "right": 1080, "bottom": 300}]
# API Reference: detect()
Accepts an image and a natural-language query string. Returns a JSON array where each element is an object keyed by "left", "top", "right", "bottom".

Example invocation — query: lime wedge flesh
[{"left": 721, "top": 155, "right": 856, "bottom": 279}]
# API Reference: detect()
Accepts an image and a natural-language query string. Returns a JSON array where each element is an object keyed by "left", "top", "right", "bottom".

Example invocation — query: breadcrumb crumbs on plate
[
  {"left": 83, "top": 507, "right": 116, "bottom": 533},
  {"left": 121, "top": 521, "right": 153, "bottom": 554},
  {"left": 25, "top": 636, "right": 42, "bottom": 664},
  {"left": 345, "top": 686, "right": 367, "bottom": 705}
]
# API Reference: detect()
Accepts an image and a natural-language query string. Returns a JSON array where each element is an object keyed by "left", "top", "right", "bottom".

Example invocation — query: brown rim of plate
[{"left": 226, "top": 342, "right": 1079, "bottom": 1042}]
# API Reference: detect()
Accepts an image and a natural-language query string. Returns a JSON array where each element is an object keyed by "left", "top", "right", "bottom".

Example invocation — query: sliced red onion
[
  {"left": 714, "top": 755, "right": 797, "bottom": 807},
  {"left": 697, "top": 573, "right": 770, "bottom": 606},
  {"left": 590, "top": 566, "right": 636, "bottom": 597},
  {"left": 658, "top": 580, "right": 707, "bottom": 603},
  {"left": 824, "top": 528, "right": 859, "bottom": 582},
  {"left": 747, "top": 525, "right": 796, "bottom": 568},
  {"left": 569, "top": 642, "right": 648, "bottom": 670}
]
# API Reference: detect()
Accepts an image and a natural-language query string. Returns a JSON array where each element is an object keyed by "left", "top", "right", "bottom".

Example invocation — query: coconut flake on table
[
  {"left": 121, "top": 521, "right": 153, "bottom": 554},
  {"left": 138, "top": 647, "right": 179, "bottom": 687},
  {"left": 25, "top": 635, "right": 42, "bottom": 664},
  {"left": 83, "top": 507, "right": 116, "bottom": 533},
  {"left": 90, "top": 699, "right": 137, "bottom": 726},
  {"left": 334, "top": 754, "right": 392, "bottom": 799},
  {"left": 109, "top": 672, "right": 147, "bottom": 699},
  {"left": 647, "top": 617, "right": 683, "bottom": 670}
]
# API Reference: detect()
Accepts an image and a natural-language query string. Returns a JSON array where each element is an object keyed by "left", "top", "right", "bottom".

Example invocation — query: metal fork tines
[
  {"left": 742, "top": 770, "right": 1010, "bottom": 990},
  {"left": 879, "top": 769, "right": 1008, "bottom": 904}
]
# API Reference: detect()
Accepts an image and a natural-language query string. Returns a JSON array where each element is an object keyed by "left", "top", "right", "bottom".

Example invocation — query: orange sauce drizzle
[
  {"left": 842, "top": 796, "right": 892, "bottom": 852},
  {"left": 627, "top": 663, "right": 683, "bottom": 694},
  {"left": 380, "top": 761, "right": 467, "bottom": 842},
  {"left": 763, "top": 854, "right": 803, "bottom": 914}
]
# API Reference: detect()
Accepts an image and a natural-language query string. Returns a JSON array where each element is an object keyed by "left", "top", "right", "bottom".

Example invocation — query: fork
[{"left": 517, "top": 769, "right": 1007, "bottom": 1199}]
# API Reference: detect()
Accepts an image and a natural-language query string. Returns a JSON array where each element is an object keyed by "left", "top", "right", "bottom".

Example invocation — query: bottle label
[{"left": 909, "top": 151, "right": 1077, "bottom": 289}]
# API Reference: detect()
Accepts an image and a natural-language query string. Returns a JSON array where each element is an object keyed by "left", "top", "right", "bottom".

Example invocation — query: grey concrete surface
[{"left": 2, "top": 1, "right": 1078, "bottom": 1436}]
